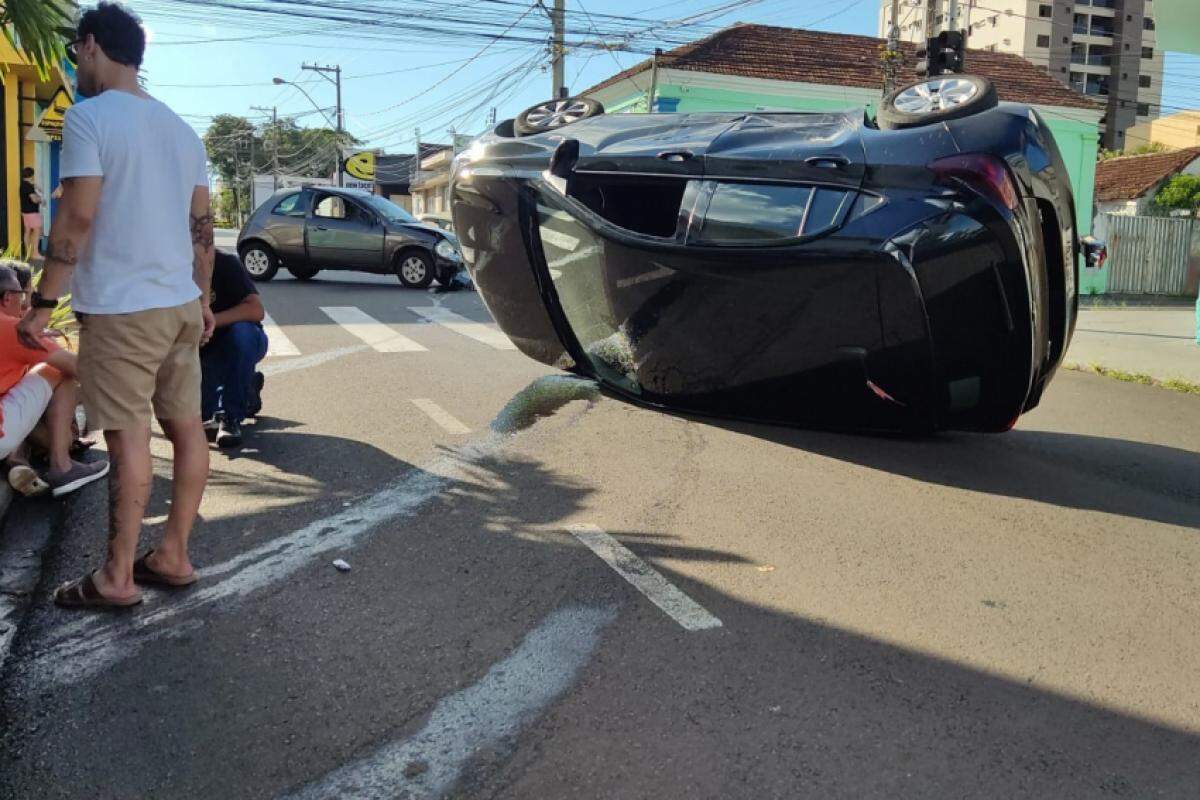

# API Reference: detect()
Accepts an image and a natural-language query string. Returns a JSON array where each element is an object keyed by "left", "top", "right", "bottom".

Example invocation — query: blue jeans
[{"left": 201, "top": 321, "right": 269, "bottom": 424}]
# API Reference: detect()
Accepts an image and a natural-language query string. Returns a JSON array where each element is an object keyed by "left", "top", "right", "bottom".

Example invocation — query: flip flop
[
  {"left": 53, "top": 572, "right": 143, "bottom": 610},
  {"left": 133, "top": 550, "right": 198, "bottom": 588}
]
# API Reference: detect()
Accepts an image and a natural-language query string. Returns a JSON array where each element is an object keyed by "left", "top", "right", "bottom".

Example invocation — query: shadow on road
[
  {"left": 2, "top": 408, "right": 1198, "bottom": 798},
  {"left": 683, "top": 418, "right": 1200, "bottom": 530}
]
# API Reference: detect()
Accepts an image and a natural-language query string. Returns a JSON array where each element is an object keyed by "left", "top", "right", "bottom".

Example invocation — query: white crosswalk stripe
[
  {"left": 411, "top": 399, "right": 471, "bottom": 434},
  {"left": 262, "top": 312, "right": 301, "bottom": 357},
  {"left": 408, "top": 306, "right": 517, "bottom": 350},
  {"left": 320, "top": 306, "right": 428, "bottom": 353}
]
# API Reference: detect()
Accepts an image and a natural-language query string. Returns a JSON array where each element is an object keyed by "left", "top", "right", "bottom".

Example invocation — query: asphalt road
[{"left": 1, "top": 250, "right": 1199, "bottom": 798}]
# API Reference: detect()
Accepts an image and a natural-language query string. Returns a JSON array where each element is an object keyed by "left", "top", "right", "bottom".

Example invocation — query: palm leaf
[{"left": 0, "top": 0, "right": 74, "bottom": 78}]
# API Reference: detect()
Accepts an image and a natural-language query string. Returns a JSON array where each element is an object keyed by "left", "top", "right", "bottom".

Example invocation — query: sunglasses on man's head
[{"left": 65, "top": 38, "right": 82, "bottom": 65}]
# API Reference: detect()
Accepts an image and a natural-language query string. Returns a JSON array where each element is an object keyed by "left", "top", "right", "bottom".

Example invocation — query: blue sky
[{"left": 134, "top": 0, "right": 1200, "bottom": 154}]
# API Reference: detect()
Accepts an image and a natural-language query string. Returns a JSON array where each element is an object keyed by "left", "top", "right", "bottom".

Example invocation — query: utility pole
[
  {"left": 882, "top": 0, "right": 901, "bottom": 97},
  {"left": 923, "top": 0, "right": 939, "bottom": 40},
  {"left": 647, "top": 48, "right": 662, "bottom": 112},
  {"left": 947, "top": 0, "right": 959, "bottom": 32},
  {"left": 303, "top": 63, "right": 344, "bottom": 185},
  {"left": 550, "top": 0, "right": 565, "bottom": 99},
  {"left": 251, "top": 105, "right": 279, "bottom": 192}
]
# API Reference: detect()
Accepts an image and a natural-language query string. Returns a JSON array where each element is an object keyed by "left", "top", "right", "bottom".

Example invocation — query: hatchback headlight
[{"left": 436, "top": 239, "right": 461, "bottom": 260}]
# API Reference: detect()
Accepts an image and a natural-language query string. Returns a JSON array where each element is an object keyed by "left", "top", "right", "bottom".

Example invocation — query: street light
[{"left": 272, "top": 77, "right": 338, "bottom": 130}]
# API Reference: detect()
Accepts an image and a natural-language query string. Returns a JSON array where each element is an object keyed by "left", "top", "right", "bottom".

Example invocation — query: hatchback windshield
[{"left": 361, "top": 195, "right": 417, "bottom": 224}]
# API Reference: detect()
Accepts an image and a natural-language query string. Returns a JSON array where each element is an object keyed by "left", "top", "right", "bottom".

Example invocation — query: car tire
[
  {"left": 289, "top": 264, "right": 319, "bottom": 281},
  {"left": 396, "top": 250, "right": 434, "bottom": 289},
  {"left": 877, "top": 75, "right": 998, "bottom": 130},
  {"left": 240, "top": 243, "right": 279, "bottom": 282},
  {"left": 514, "top": 96, "right": 604, "bottom": 136}
]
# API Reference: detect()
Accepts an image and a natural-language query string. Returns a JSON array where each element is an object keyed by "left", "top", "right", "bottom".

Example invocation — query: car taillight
[{"left": 928, "top": 153, "right": 1019, "bottom": 211}]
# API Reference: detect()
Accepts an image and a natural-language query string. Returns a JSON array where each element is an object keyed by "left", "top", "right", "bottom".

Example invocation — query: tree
[
  {"left": 3, "top": 0, "right": 73, "bottom": 77},
  {"left": 1153, "top": 174, "right": 1200, "bottom": 216}
]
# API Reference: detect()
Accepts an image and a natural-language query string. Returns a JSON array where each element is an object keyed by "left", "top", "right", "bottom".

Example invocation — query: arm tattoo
[
  {"left": 190, "top": 212, "right": 215, "bottom": 248},
  {"left": 44, "top": 241, "right": 78, "bottom": 266}
]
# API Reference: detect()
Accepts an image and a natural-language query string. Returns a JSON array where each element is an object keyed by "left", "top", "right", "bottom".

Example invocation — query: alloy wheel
[
  {"left": 401, "top": 256, "right": 428, "bottom": 284},
  {"left": 243, "top": 249, "right": 272, "bottom": 277},
  {"left": 522, "top": 99, "right": 594, "bottom": 130},
  {"left": 893, "top": 77, "right": 980, "bottom": 114}
]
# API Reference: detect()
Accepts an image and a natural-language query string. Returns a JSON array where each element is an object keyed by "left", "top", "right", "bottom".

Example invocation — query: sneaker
[
  {"left": 247, "top": 372, "right": 265, "bottom": 418},
  {"left": 8, "top": 464, "right": 50, "bottom": 498},
  {"left": 216, "top": 418, "right": 243, "bottom": 449},
  {"left": 204, "top": 417, "right": 220, "bottom": 443},
  {"left": 47, "top": 459, "right": 111, "bottom": 498}
]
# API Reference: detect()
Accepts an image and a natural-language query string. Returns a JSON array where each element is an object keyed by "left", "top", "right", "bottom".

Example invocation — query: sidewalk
[{"left": 1068, "top": 304, "right": 1200, "bottom": 384}]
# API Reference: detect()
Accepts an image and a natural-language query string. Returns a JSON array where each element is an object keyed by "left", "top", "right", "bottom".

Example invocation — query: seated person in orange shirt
[{"left": 0, "top": 263, "right": 108, "bottom": 497}]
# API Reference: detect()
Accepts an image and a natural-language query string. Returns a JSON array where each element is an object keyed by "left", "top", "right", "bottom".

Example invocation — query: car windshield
[{"left": 361, "top": 195, "right": 417, "bottom": 224}]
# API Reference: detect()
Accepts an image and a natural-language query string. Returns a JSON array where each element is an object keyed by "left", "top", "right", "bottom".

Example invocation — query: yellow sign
[
  {"left": 343, "top": 151, "right": 375, "bottom": 181},
  {"left": 33, "top": 87, "right": 73, "bottom": 142}
]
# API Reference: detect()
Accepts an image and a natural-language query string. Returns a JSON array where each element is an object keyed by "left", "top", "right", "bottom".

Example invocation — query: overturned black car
[{"left": 450, "top": 77, "right": 1105, "bottom": 433}]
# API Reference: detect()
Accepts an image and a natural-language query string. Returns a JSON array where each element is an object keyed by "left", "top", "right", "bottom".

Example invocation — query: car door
[{"left": 306, "top": 193, "right": 386, "bottom": 270}]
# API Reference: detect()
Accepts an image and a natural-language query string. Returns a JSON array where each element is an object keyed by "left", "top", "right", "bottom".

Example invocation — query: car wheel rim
[
  {"left": 524, "top": 99, "right": 591, "bottom": 129},
  {"left": 244, "top": 249, "right": 271, "bottom": 276},
  {"left": 401, "top": 257, "right": 427, "bottom": 283},
  {"left": 893, "top": 78, "right": 979, "bottom": 114}
]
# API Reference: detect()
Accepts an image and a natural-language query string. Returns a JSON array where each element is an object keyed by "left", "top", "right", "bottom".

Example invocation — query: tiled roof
[
  {"left": 1094, "top": 147, "right": 1200, "bottom": 201},
  {"left": 584, "top": 23, "right": 1099, "bottom": 111}
]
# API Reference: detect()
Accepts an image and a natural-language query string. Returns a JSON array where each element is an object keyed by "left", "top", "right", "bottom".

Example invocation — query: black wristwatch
[{"left": 30, "top": 291, "right": 58, "bottom": 310}]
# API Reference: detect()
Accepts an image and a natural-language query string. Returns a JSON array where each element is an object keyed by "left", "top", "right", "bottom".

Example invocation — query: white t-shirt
[{"left": 59, "top": 91, "right": 208, "bottom": 315}]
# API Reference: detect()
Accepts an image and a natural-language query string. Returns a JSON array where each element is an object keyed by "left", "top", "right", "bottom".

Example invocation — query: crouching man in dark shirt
[{"left": 202, "top": 251, "right": 269, "bottom": 448}]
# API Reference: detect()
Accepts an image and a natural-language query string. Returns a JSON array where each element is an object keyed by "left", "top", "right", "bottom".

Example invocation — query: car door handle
[
  {"left": 805, "top": 154, "right": 850, "bottom": 169},
  {"left": 313, "top": 225, "right": 329, "bottom": 231},
  {"left": 657, "top": 150, "right": 694, "bottom": 163}
]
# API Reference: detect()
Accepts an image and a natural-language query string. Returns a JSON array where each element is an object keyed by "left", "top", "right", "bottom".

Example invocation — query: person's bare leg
[
  {"left": 148, "top": 417, "right": 208, "bottom": 579},
  {"left": 24, "top": 225, "right": 41, "bottom": 262},
  {"left": 92, "top": 426, "right": 152, "bottom": 602},
  {"left": 41, "top": 380, "right": 79, "bottom": 478}
]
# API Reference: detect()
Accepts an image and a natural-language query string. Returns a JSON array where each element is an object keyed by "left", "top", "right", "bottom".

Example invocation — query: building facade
[
  {"left": 878, "top": 0, "right": 1164, "bottom": 150},
  {"left": 0, "top": 41, "right": 74, "bottom": 255},
  {"left": 1123, "top": 110, "right": 1200, "bottom": 152}
]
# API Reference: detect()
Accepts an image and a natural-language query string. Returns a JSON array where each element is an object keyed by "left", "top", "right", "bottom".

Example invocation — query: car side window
[
  {"left": 313, "top": 195, "right": 348, "bottom": 220},
  {"left": 272, "top": 193, "right": 307, "bottom": 218}
]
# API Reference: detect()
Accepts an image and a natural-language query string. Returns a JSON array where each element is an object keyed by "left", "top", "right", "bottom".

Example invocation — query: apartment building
[{"left": 878, "top": 1, "right": 1165, "bottom": 149}]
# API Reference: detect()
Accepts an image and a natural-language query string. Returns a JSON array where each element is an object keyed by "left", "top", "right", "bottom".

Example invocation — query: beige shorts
[
  {"left": 0, "top": 371, "right": 53, "bottom": 460},
  {"left": 78, "top": 299, "right": 203, "bottom": 431}
]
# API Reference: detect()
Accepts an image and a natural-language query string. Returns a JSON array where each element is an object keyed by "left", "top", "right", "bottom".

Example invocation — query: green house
[{"left": 583, "top": 24, "right": 1108, "bottom": 294}]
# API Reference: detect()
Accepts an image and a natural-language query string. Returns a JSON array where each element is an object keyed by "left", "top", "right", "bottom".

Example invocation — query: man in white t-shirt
[{"left": 18, "top": 2, "right": 215, "bottom": 609}]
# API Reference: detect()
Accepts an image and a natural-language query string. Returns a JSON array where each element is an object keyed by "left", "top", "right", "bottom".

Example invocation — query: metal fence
[{"left": 1102, "top": 213, "right": 1198, "bottom": 296}]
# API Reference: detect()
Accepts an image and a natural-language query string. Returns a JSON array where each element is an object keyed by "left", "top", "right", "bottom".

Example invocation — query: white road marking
[
  {"left": 567, "top": 523, "right": 723, "bottom": 632},
  {"left": 284, "top": 605, "right": 616, "bottom": 800},
  {"left": 615, "top": 264, "right": 674, "bottom": 289},
  {"left": 320, "top": 306, "right": 428, "bottom": 352},
  {"left": 411, "top": 399, "right": 470, "bottom": 434},
  {"left": 31, "top": 376, "right": 600, "bottom": 687},
  {"left": 539, "top": 227, "right": 579, "bottom": 252},
  {"left": 262, "top": 312, "right": 301, "bottom": 357},
  {"left": 260, "top": 344, "right": 371, "bottom": 378},
  {"left": 408, "top": 306, "right": 516, "bottom": 351}
]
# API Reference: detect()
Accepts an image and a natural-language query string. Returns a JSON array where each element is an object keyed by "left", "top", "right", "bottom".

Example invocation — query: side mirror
[{"left": 1082, "top": 235, "right": 1107, "bottom": 269}]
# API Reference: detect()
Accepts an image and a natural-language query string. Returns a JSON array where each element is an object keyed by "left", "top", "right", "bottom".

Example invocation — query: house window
[
  {"left": 1137, "top": 103, "right": 1150, "bottom": 116},
  {"left": 1039, "top": 4, "right": 1051, "bottom": 17},
  {"left": 1037, "top": 34, "right": 1050, "bottom": 47},
  {"left": 1139, "top": 74, "right": 1151, "bottom": 88},
  {"left": 1142, "top": 46, "right": 1154, "bottom": 59},
  {"left": 935, "top": 14, "right": 943, "bottom": 24},
  {"left": 1144, "top": 17, "right": 1155, "bottom": 30}
]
